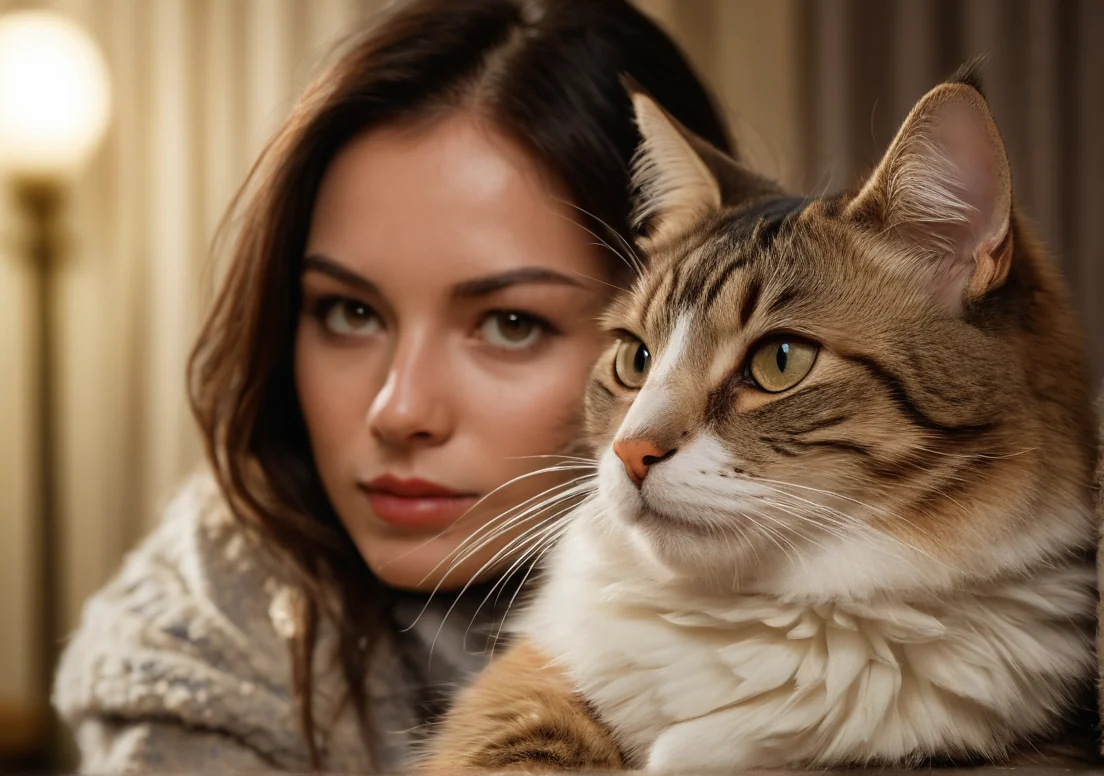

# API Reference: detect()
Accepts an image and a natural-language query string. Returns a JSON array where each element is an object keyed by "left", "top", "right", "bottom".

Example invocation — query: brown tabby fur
[
  {"left": 422, "top": 65, "right": 1101, "bottom": 771},
  {"left": 420, "top": 641, "right": 624, "bottom": 771}
]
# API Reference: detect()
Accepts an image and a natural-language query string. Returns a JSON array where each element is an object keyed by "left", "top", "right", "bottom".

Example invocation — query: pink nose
[{"left": 612, "top": 438, "right": 675, "bottom": 486}]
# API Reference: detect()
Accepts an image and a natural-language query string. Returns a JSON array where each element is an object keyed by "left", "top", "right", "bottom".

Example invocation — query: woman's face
[{"left": 295, "top": 113, "right": 614, "bottom": 592}]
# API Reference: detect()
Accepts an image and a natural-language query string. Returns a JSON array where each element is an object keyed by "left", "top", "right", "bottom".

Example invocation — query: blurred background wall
[{"left": 0, "top": 0, "right": 1100, "bottom": 767}]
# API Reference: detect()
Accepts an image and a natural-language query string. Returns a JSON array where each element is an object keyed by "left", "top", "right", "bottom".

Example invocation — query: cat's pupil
[
  {"left": 776, "top": 343, "right": 789, "bottom": 373},
  {"left": 635, "top": 344, "right": 650, "bottom": 374}
]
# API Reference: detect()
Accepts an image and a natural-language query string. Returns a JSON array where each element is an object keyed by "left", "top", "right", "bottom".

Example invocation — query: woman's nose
[{"left": 366, "top": 340, "right": 453, "bottom": 448}]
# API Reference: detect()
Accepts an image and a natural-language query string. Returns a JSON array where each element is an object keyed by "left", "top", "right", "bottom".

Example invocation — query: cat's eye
[
  {"left": 319, "top": 298, "right": 382, "bottom": 337},
  {"left": 747, "top": 337, "right": 818, "bottom": 392},
  {"left": 480, "top": 311, "right": 545, "bottom": 351},
  {"left": 613, "top": 338, "right": 651, "bottom": 389}
]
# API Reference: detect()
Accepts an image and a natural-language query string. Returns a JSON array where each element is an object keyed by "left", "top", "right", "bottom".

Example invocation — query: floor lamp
[{"left": 0, "top": 9, "right": 111, "bottom": 765}]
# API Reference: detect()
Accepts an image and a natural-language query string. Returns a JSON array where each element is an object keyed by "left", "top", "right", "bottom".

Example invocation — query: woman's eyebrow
[
  {"left": 302, "top": 257, "right": 585, "bottom": 299},
  {"left": 302, "top": 254, "right": 379, "bottom": 296},
  {"left": 451, "top": 267, "right": 585, "bottom": 299}
]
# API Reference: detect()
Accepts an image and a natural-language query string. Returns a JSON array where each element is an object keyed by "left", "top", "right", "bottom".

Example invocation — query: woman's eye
[
  {"left": 613, "top": 337, "right": 650, "bottom": 389},
  {"left": 747, "top": 336, "right": 818, "bottom": 392},
  {"left": 480, "top": 311, "right": 545, "bottom": 350},
  {"left": 321, "top": 299, "right": 381, "bottom": 337}
]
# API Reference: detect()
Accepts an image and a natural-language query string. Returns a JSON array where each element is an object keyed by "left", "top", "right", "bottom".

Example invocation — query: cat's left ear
[
  {"left": 627, "top": 81, "right": 779, "bottom": 247},
  {"left": 847, "top": 73, "right": 1013, "bottom": 312}
]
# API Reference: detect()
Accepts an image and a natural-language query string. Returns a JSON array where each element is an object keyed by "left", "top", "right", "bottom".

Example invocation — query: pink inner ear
[
  {"left": 850, "top": 84, "right": 1013, "bottom": 312},
  {"left": 927, "top": 101, "right": 1005, "bottom": 261}
]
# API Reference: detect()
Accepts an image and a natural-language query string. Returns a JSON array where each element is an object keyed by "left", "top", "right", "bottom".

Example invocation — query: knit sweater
[{"left": 53, "top": 471, "right": 503, "bottom": 772}]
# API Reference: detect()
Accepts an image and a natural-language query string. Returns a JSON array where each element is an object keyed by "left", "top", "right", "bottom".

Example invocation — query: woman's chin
[{"left": 361, "top": 536, "right": 506, "bottom": 593}]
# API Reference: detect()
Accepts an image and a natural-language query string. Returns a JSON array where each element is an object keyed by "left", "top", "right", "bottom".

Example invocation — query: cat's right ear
[
  {"left": 845, "top": 73, "right": 1013, "bottom": 313},
  {"left": 627, "top": 83, "right": 778, "bottom": 246}
]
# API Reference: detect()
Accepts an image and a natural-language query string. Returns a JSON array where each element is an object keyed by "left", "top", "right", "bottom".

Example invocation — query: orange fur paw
[{"left": 420, "top": 639, "right": 626, "bottom": 772}]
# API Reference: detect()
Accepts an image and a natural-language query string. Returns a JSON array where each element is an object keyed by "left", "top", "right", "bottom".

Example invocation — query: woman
[{"left": 53, "top": 0, "right": 732, "bottom": 770}]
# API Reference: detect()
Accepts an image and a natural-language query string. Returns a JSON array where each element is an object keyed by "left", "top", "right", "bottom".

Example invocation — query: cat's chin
[
  {"left": 601, "top": 502, "right": 760, "bottom": 587},
  {"left": 624, "top": 504, "right": 716, "bottom": 536}
]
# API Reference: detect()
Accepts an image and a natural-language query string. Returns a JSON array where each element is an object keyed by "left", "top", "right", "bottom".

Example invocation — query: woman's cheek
[
  {"left": 296, "top": 335, "right": 383, "bottom": 454},
  {"left": 501, "top": 350, "right": 594, "bottom": 453}
]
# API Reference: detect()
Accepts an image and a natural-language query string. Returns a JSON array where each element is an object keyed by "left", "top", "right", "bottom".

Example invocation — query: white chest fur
[{"left": 518, "top": 518, "right": 1095, "bottom": 771}]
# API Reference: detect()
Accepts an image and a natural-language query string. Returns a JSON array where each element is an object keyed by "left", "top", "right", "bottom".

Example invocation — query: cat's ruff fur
[{"left": 519, "top": 499, "right": 1095, "bottom": 770}]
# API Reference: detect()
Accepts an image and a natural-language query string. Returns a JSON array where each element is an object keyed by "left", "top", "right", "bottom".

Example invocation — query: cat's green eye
[
  {"left": 748, "top": 337, "right": 818, "bottom": 393},
  {"left": 613, "top": 338, "right": 651, "bottom": 389}
]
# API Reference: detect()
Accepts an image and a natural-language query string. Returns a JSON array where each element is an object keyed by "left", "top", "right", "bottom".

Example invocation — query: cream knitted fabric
[{"left": 53, "top": 470, "right": 499, "bottom": 772}]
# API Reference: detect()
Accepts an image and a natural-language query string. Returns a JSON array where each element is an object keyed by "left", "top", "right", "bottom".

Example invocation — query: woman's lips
[{"left": 359, "top": 475, "right": 479, "bottom": 531}]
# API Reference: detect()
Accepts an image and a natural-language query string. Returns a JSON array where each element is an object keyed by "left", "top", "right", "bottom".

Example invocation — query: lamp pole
[{"left": 15, "top": 180, "right": 63, "bottom": 729}]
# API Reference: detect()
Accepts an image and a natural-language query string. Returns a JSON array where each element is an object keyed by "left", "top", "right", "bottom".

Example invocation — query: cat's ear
[
  {"left": 847, "top": 74, "right": 1013, "bottom": 312},
  {"left": 627, "top": 83, "right": 778, "bottom": 246}
]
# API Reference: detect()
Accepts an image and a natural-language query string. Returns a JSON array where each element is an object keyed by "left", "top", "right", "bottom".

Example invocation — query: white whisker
[
  {"left": 401, "top": 476, "right": 596, "bottom": 633},
  {"left": 751, "top": 477, "right": 961, "bottom": 574},
  {"left": 431, "top": 497, "right": 585, "bottom": 660},
  {"left": 551, "top": 197, "right": 645, "bottom": 276}
]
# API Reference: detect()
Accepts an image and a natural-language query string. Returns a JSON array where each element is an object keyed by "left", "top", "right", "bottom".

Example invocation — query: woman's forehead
[{"left": 305, "top": 112, "right": 607, "bottom": 288}]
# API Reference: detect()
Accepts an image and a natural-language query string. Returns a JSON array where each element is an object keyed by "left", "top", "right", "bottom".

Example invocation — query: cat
[{"left": 421, "top": 65, "right": 1100, "bottom": 771}]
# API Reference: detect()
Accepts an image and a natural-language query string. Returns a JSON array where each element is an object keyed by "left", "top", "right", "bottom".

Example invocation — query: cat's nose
[{"left": 613, "top": 438, "right": 676, "bottom": 486}]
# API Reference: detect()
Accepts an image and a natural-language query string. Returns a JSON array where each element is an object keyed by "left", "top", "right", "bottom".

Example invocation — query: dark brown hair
[{"left": 187, "top": 0, "right": 731, "bottom": 767}]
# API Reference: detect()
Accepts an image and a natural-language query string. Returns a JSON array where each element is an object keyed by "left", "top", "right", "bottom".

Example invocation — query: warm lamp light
[{"left": 0, "top": 9, "right": 111, "bottom": 182}]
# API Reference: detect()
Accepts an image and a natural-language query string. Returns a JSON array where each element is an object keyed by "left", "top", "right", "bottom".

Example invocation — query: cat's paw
[{"left": 422, "top": 639, "right": 627, "bottom": 772}]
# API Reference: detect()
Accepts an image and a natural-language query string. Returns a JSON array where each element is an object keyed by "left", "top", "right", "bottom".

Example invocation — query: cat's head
[{"left": 583, "top": 68, "right": 1095, "bottom": 599}]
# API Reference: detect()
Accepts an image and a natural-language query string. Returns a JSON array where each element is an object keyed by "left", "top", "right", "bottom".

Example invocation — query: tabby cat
[{"left": 423, "top": 66, "right": 1100, "bottom": 771}]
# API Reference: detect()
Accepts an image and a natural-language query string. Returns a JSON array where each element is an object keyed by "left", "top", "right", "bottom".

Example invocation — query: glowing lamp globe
[{"left": 0, "top": 10, "right": 111, "bottom": 182}]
